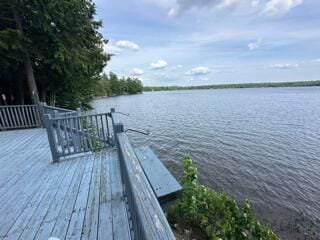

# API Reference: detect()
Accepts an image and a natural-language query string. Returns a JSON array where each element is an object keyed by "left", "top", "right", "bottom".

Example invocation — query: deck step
[{"left": 134, "top": 146, "right": 182, "bottom": 204}]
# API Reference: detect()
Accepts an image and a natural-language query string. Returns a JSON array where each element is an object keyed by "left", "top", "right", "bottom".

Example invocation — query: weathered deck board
[
  {"left": 98, "top": 152, "right": 113, "bottom": 240},
  {"left": 116, "top": 133, "right": 175, "bottom": 239},
  {"left": 34, "top": 158, "right": 85, "bottom": 240},
  {"left": 0, "top": 129, "right": 132, "bottom": 240},
  {"left": 134, "top": 146, "right": 182, "bottom": 203},
  {"left": 110, "top": 150, "right": 131, "bottom": 240}
]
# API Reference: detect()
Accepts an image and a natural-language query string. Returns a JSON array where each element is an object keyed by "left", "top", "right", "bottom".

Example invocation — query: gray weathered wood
[
  {"left": 134, "top": 146, "right": 182, "bottom": 203},
  {"left": 117, "top": 133, "right": 175, "bottom": 240},
  {"left": 82, "top": 152, "right": 102, "bottom": 240},
  {"left": 0, "top": 105, "right": 40, "bottom": 130},
  {"left": 98, "top": 152, "right": 113, "bottom": 240},
  {"left": 34, "top": 159, "right": 85, "bottom": 240},
  {"left": 110, "top": 150, "right": 132, "bottom": 240},
  {"left": 0, "top": 124, "right": 175, "bottom": 240},
  {"left": 64, "top": 153, "right": 95, "bottom": 239}
]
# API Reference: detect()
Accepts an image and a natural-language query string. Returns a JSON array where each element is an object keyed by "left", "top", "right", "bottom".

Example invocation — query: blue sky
[{"left": 94, "top": 0, "right": 320, "bottom": 86}]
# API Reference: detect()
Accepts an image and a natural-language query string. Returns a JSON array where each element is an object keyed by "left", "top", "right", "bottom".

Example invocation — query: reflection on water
[{"left": 93, "top": 87, "right": 320, "bottom": 239}]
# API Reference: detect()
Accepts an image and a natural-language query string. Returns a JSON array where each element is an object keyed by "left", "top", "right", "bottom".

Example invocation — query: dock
[{"left": 0, "top": 104, "right": 182, "bottom": 240}]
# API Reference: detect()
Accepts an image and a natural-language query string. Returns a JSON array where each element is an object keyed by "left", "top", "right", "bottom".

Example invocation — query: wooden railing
[
  {"left": 44, "top": 111, "right": 113, "bottom": 162},
  {"left": 40, "top": 102, "right": 78, "bottom": 118},
  {"left": 0, "top": 105, "right": 41, "bottom": 130},
  {"left": 111, "top": 110, "right": 175, "bottom": 240}
]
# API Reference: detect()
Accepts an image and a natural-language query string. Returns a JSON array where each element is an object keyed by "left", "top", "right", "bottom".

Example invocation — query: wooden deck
[{"left": 0, "top": 128, "right": 132, "bottom": 240}]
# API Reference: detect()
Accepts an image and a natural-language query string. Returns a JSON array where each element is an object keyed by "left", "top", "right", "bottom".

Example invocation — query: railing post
[
  {"left": 110, "top": 108, "right": 124, "bottom": 146},
  {"left": 76, "top": 108, "right": 81, "bottom": 116},
  {"left": 43, "top": 114, "right": 59, "bottom": 163},
  {"left": 53, "top": 110, "right": 64, "bottom": 148},
  {"left": 37, "top": 102, "right": 45, "bottom": 127}
]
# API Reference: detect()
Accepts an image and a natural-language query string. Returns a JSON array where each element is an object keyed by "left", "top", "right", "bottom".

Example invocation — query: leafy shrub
[{"left": 167, "top": 156, "right": 279, "bottom": 240}]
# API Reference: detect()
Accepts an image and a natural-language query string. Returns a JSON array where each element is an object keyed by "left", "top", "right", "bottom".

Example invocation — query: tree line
[
  {"left": 144, "top": 80, "right": 320, "bottom": 92},
  {"left": 94, "top": 72, "right": 143, "bottom": 97},
  {"left": 0, "top": 0, "right": 110, "bottom": 109}
]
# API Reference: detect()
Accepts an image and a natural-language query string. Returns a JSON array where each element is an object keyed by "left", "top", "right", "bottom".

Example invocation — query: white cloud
[
  {"left": 263, "top": 0, "right": 303, "bottom": 15},
  {"left": 166, "top": 0, "right": 302, "bottom": 17},
  {"left": 115, "top": 40, "right": 140, "bottom": 51},
  {"left": 268, "top": 63, "right": 299, "bottom": 69},
  {"left": 104, "top": 42, "right": 122, "bottom": 55},
  {"left": 217, "top": 0, "right": 239, "bottom": 9},
  {"left": 132, "top": 68, "right": 144, "bottom": 76},
  {"left": 251, "top": 0, "right": 260, "bottom": 7},
  {"left": 168, "top": 6, "right": 181, "bottom": 17},
  {"left": 315, "top": 59, "right": 320, "bottom": 63},
  {"left": 189, "top": 76, "right": 209, "bottom": 81},
  {"left": 150, "top": 60, "right": 168, "bottom": 70},
  {"left": 248, "top": 38, "right": 262, "bottom": 50},
  {"left": 186, "top": 66, "right": 211, "bottom": 75}
]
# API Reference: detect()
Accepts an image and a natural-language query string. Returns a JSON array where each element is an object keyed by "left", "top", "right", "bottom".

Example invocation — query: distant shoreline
[{"left": 143, "top": 80, "right": 320, "bottom": 92}]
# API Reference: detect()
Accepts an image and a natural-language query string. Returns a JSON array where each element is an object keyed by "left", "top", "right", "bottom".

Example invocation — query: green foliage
[
  {"left": 167, "top": 156, "right": 279, "bottom": 240},
  {"left": 0, "top": 0, "right": 110, "bottom": 108},
  {"left": 144, "top": 80, "right": 320, "bottom": 92},
  {"left": 0, "top": 29, "right": 25, "bottom": 73},
  {"left": 94, "top": 72, "right": 143, "bottom": 97}
]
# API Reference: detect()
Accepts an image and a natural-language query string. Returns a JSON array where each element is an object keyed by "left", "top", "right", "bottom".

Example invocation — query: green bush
[{"left": 167, "top": 156, "right": 279, "bottom": 240}]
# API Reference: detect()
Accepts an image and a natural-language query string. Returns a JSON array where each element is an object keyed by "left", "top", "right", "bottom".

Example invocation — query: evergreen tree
[{"left": 0, "top": 0, "right": 110, "bottom": 108}]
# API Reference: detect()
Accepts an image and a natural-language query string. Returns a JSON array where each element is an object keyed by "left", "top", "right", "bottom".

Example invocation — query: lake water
[{"left": 93, "top": 87, "right": 320, "bottom": 239}]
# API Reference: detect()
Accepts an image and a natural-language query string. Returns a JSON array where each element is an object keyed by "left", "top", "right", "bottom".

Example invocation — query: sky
[{"left": 94, "top": 0, "right": 320, "bottom": 86}]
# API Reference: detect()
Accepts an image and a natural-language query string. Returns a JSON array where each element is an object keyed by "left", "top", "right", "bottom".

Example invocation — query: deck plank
[
  {"left": 50, "top": 155, "right": 92, "bottom": 239},
  {"left": 0, "top": 152, "right": 59, "bottom": 238},
  {"left": 82, "top": 152, "right": 102, "bottom": 240},
  {"left": 16, "top": 159, "right": 79, "bottom": 240},
  {"left": 97, "top": 151, "right": 113, "bottom": 240},
  {"left": 4, "top": 160, "right": 73, "bottom": 240},
  {"left": 64, "top": 154, "right": 95, "bottom": 240},
  {"left": 0, "top": 150, "right": 49, "bottom": 212},
  {"left": 110, "top": 150, "right": 132, "bottom": 240},
  {"left": 34, "top": 158, "right": 86, "bottom": 240}
]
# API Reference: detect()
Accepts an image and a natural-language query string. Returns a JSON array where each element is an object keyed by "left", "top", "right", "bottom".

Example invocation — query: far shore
[{"left": 143, "top": 80, "right": 320, "bottom": 92}]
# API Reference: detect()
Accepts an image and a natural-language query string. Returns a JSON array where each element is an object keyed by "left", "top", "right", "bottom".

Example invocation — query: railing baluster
[
  {"left": 8, "top": 107, "right": 16, "bottom": 127},
  {"left": 27, "top": 106, "right": 34, "bottom": 125},
  {"left": 94, "top": 115, "right": 101, "bottom": 148},
  {"left": 74, "top": 116, "right": 81, "bottom": 152},
  {"left": 81, "top": 116, "right": 89, "bottom": 151},
  {"left": 21, "top": 107, "right": 29, "bottom": 126},
  {"left": 18, "top": 106, "right": 25, "bottom": 126},
  {"left": 64, "top": 118, "right": 71, "bottom": 154},
  {"left": 100, "top": 115, "right": 106, "bottom": 147},
  {"left": 69, "top": 117, "right": 76, "bottom": 153},
  {"left": 24, "top": 106, "right": 31, "bottom": 126},
  {"left": 5, "top": 108, "right": 12, "bottom": 127},
  {"left": 13, "top": 107, "right": 21, "bottom": 127},
  {"left": 104, "top": 114, "right": 109, "bottom": 144},
  {"left": 56, "top": 119, "right": 64, "bottom": 155},
  {"left": 20, "top": 106, "right": 26, "bottom": 126},
  {"left": 0, "top": 109, "right": 6, "bottom": 128},
  {"left": 87, "top": 116, "right": 94, "bottom": 150},
  {"left": 32, "top": 105, "right": 40, "bottom": 126},
  {"left": 30, "top": 106, "right": 37, "bottom": 125}
]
